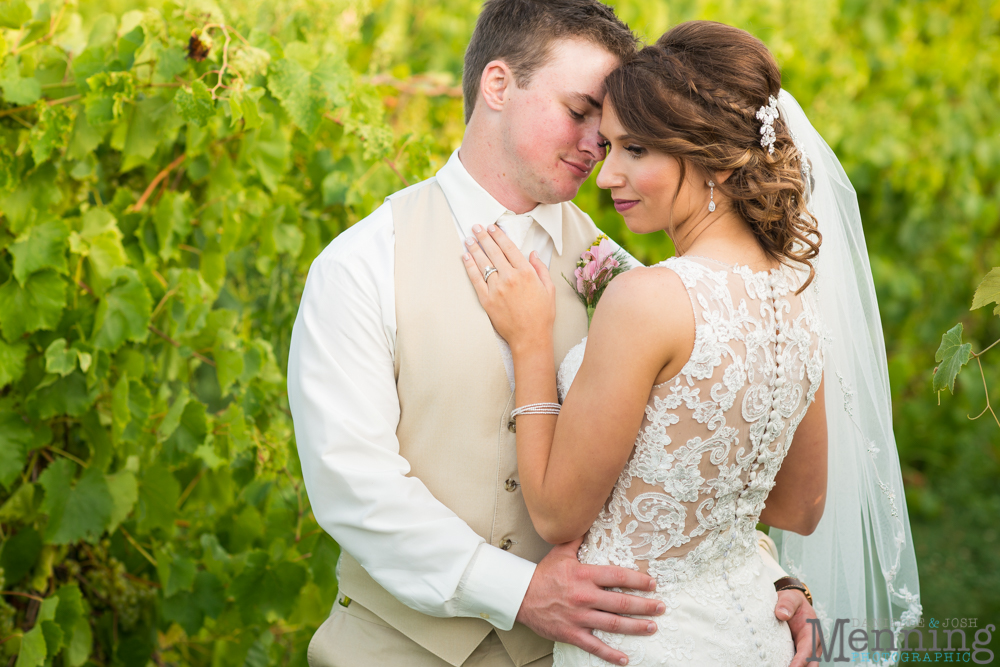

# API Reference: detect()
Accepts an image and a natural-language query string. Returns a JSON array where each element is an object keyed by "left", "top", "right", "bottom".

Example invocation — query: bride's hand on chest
[{"left": 462, "top": 223, "right": 555, "bottom": 352}]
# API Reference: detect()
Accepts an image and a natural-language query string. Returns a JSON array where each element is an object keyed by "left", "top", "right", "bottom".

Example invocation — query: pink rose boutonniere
[{"left": 565, "top": 234, "right": 631, "bottom": 326}]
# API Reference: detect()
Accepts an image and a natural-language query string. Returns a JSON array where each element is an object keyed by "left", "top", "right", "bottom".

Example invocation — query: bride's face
[{"left": 595, "top": 103, "right": 704, "bottom": 235}]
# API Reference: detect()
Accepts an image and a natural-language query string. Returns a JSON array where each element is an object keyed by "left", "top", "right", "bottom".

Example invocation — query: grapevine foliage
[{"left": 0, "top": 0, "right": 450, "bottom": 664}]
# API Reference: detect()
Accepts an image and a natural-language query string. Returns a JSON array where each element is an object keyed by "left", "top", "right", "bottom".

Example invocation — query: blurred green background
[{"left": 1, "top": 0, "right": 998, "bottom": 664}]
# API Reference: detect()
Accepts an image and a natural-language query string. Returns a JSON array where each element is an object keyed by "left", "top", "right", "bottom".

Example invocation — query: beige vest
[{"left": 337, "top": 179, "right": 598, "bottom": 666}]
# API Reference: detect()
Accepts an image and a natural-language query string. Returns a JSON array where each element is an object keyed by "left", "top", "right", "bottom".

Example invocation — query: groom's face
[{"left": 500, "top": 38, "right": 621, "bottom": 205}]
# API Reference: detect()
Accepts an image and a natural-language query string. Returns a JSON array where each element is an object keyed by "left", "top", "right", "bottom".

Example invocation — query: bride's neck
[{"left": 673, "top": 209, "right": 773, "bottom": 269}]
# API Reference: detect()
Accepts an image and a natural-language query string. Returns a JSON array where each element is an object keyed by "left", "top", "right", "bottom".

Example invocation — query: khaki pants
[{"left": 308, "top": 597, "right": 554, "bottom": 667}]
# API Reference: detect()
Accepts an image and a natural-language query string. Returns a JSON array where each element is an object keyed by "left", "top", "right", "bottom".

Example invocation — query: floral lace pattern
[{"left": 553, "top": 256, "right": 824, "bottom": 666}]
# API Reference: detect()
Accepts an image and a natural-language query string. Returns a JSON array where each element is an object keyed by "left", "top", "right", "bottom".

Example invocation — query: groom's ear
[{"left": 479, "top": 59, "right": 515, "bottom": 113}]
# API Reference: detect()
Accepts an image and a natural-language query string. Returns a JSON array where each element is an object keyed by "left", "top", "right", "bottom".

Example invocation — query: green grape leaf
[
  {"left": 41, "top": 620, "right": 63, "bottom": 657},
  {"left": 243, "top": 630, "right": 275, "bottom": 667},
  {"left": 120, "top": 378, "right": 150, "bottom": 444},
  {"left": 0, "top": 0, "right": 32, "bottom": 29},
  {"left": 31, "top": 371, "right": 97, "bottom": 419},
  {"left": 0, "top": 527, "right": 43, "bottom": 585},
  {"left": 156, "top": 550, "right": 196, "bottom": 597},
  {"left": 0, "top": 411, "right": 34, "bottom": 489},
  {"left": 43, "top": 339, "right": 76, "bottom": 376},
  {"left": 0, "top": 56, "right": 41, "bottom": 105},
  {"left": 174, "top": 79, "right": 215, "bottom": 126},
  {"left": 267, "top": 58, "right": 324, "bottom": 134},
  {"left": 162, "top": 400, "right": 208, "bottom": 462},
  {"left": 0, "top": 482, "right": 37, "bottom": 523},
  {"left": 970, "top": 267, "right": 1000, "bottom": 316},
  {"left": 52, "top": 584, "right": 88, "bottom": 665},
  {"left": 111, "top": 373, "right": 130, "bottom": 443},
  {"left": 105, "top": 469, "right": 137, "bottom": 534},
  {"left": 10, "top": 218, "right": 70, "bottom": 284},
  {"left": 933, "top": 323, "right": 973, "bottom": 394},
  {"left": 116, "top": 25, "right": 144, "bottom": 69},
  {"left": 14, "top": 621, "right": 47, "bottom": 667},
  {"left": 0, "top": 338, "right": 29, "bottom": 388},
  {"left": 84, "top": 71, "right": 136, "bottom": 126},
  {"left": 54, "top": 584, "right": 84, "bottom": 639},
  {"left": 0, "top": 270, "right": 67, "bottom": 342},
  {"left": 229, "top": 550, "right": 307, "bottom": 623},
  {"left": 78, "top": 208, "right": 128, "bottom": 295},
  {"left": 120, "top": 97, "right": 163, "bottom": 172},
  {"left": 39, "top": 461, "right": 113, "bottom": 544},
  {"left": 64, "top": 615, "right": 92, "bottom": 667},
  {"left": 30, "top": 102, "right": 77, "bottom": 164},
  {"left": 154, "top": 43, "right": 187, "bottom": 83},
  {"left": 214, "top": 330, "right": 244, "bottom": 395},
  {"left": 157, "top": 387, "right": 190, "bottom": 441},
  {"left": 0, "top": 163, "right": 61, "bottom": 234},
  {"left": 313, "top": 53, "right": 351, "bottom": 108},
  {"left": 136, "top": 463, "right": 179, "bottom": 534},
  {"left": 91, "top": 267, "right": 151, "bottom": 352}
]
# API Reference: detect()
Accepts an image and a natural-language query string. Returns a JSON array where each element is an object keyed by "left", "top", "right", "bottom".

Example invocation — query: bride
[{"left": 462, "top": 20, "right": 920, "bottom": 667}]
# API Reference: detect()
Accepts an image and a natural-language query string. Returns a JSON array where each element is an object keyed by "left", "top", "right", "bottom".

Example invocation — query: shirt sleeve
[{"left": 287, "top": 204, "right": 534, "bottom": 630}]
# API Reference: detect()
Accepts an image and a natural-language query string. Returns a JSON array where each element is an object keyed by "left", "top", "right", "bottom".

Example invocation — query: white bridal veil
[{"left": 770, "top": 91, "right": 922, "bottom": 658}]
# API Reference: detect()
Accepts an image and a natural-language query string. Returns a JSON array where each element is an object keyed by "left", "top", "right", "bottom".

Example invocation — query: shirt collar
[{"left": 435, "top": 148, "right": 564, "bottom": 255}]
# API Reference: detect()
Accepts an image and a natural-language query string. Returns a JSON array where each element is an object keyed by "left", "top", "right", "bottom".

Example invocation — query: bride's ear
[{"left": 713, "top": 169, "right": 735, "bottom": 185}]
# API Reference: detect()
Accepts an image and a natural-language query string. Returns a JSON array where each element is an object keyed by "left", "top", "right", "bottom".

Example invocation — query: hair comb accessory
[{"left": 756, "top": 95, "right": 779, "bottom": 155}]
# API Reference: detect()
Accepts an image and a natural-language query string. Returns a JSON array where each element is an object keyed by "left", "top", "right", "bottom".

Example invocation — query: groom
[{"left": 288, "top": 1, "right": 819, "bottom": 665}]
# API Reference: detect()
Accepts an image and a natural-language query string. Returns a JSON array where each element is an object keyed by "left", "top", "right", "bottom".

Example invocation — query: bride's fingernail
[
  {"left": 466, "top": 237, "right": 475, "bottom": 246},
  {"left": 656, "top": 603, "right": 665, "bottom": 614},
  {"left": 619, "top": 658, "right": 628, "bottom": 665},
  {"left": 646, "top": 623, "right": 655, "bottom": 633},
  {"left": 473, "top": 224, "right": 483, "bottom": 233},
  {"left": 463, "top": 253, "right": 471, "bottom": 261},
  {"left": 488, "top": 224, "right": 497, "bottom": 232}
]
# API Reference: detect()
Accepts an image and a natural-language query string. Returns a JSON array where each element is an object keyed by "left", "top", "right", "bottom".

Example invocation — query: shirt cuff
[{"left": 453, "top": 543, "right": 537, "bottom": 631}]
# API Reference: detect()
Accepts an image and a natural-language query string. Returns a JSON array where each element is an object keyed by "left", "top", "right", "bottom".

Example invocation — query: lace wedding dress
[{"left": 552, "top": 255, "right": 825, "bottom": 667}]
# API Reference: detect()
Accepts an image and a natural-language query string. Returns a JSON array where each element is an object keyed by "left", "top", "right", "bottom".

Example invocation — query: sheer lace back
[{"left": 566, "top": 256, "right": 825, "bottom": 587}]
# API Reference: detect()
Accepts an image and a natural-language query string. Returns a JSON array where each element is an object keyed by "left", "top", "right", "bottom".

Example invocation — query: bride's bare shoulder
[{"left": 590, "top": 262, "right": 694, "bottom": 344}]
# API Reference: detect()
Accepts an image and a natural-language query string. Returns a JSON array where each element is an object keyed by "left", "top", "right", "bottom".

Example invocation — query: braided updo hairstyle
[{"left": 605, "top": 21, "right": 821, "bottom": 291}]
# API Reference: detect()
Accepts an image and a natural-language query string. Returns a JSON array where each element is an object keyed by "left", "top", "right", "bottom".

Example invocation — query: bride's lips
[
  {"left": 613, "top": 199, "right": 639, "bottom": 213},
  {"left": 562, "top": 159, "right": 592, "bottom": 179}
]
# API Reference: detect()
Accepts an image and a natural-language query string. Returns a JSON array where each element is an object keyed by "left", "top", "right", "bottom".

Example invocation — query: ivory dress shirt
[{"left": 288, "top": 148, "right": 588, "bottom": 631}]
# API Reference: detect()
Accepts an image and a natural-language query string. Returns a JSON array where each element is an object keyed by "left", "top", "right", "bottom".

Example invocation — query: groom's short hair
[{"left": 463, "top": 0, "right": 637, "bottom": 123}]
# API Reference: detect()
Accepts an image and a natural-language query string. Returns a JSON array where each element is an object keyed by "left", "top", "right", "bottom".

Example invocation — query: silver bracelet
[{"left": 510, "top": 402, "right": 561, "bottom": 419}]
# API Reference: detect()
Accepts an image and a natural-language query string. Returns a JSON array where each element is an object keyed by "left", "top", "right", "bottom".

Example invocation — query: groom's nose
[{"left": 576, "top": 121, "right": 606, "bottom": 163}]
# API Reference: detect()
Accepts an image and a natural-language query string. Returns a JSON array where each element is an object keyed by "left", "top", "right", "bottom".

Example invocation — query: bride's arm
[{"left": 462, "top": 225, "right": 690, "bottom": 543}]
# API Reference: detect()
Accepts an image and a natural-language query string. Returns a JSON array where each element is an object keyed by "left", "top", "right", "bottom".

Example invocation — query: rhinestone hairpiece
[{"left": 756, "top": 95, "right": 779, "bottom": 155}]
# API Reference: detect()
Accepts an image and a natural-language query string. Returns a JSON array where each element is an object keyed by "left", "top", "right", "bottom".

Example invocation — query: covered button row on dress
[{"left": 722, "top": 536, "right": 767, "bottom": 661}]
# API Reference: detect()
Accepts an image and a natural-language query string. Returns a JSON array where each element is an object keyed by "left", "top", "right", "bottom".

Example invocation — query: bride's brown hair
[{"left": 605, "top": 20, "right": 821, "bottom": 291}]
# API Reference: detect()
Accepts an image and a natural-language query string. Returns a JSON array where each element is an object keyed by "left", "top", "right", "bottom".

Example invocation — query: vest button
[
  {"left": 504, "top": 478, "right": 518, "bottom": 492},
  {"left": 499, "top": 538, "right": 513, "bottom": 551},
  {"left": 507, "top": 419, "right": 516, "bottom": 433}
]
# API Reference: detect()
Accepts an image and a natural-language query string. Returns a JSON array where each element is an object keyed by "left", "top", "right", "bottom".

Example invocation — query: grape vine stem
[
  {"left": 118, "top": 526, "right": 157, "bottom": 567},
  {"left": 0, "top": 591, "right": 44, "bottom": 603},
  {"left": 148, "top": 325, "right": 216, "bottom": 367},
  {"left": 129, "top": 153, "right": 188, "bottom": 213}
]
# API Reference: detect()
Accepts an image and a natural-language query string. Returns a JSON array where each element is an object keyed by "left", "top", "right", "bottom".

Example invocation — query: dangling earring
[{"left": 708, "top": 181, "right": 716, "bottom": 212}]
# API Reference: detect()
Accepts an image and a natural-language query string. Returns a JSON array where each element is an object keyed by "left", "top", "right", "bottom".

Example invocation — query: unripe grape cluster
[{"left": 82, "top": 543, "right": 157, "bottom": 630}]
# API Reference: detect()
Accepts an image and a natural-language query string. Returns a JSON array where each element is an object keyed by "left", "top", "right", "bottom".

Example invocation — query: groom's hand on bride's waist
[
  {"left": 775, "top": 589, "right": 820, "bottom": 667},
  {"left": 515, "top": 537, "right": 665, "bottom": 666}
]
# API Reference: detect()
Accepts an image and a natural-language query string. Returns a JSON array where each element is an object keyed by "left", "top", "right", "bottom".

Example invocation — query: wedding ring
[{"left": 484, "top": 266, "right": 498, "bottom": 282}]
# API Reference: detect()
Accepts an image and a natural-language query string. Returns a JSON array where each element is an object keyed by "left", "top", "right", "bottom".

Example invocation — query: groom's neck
[{"left": 458, "top": 121, "right": 539, "bottom": 215}]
